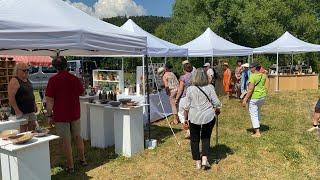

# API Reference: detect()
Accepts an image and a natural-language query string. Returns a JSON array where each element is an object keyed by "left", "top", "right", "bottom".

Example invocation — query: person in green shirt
[{"left": 242, "top": 62, "right": 267, "bottom": 137}]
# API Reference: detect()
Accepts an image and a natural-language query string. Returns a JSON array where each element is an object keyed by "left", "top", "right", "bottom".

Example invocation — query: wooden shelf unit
[{"left": 0, "top": 60, "right": 16, "bottom": 106}]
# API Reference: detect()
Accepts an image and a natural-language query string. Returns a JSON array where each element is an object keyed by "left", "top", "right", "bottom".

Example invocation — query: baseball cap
[
  {"left": 249, "top": 62, "right": 261, "bottom": 68},
  {"left": 241, "top": 63, "right": 249, "bottom": 68},
  {"left": 157, "top": 67, "right": 165, "bottom": 76},
  {"left": 182, "top": 60, "right": 190, "bottom": 65},
  {"left": 203, "top": 63, "right": 210, "bottom": 67}
]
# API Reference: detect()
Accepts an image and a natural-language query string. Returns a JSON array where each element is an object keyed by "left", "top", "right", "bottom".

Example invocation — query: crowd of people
[
  {"left": 6, "top": 57, "right": 320, "bottom": 171},
  {"left": 158, "top": 60, "right": 270, "bottom": 169}
]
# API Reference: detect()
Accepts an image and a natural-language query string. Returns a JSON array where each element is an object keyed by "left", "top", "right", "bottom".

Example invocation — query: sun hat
[
  {"left": 241, "top": 63, "right": 249, "bottom": 68},
  {"left": 182, "top": 60, "right": 190, "bottom": 65},
  {"left": 157, "top": 67, "right": 165, "bottom": 76},
  {"left": 203, "top": 63, "right": 210, "bottom": 67},
  {"left": 223, "top": 62, "right": 229, "bottom": 66},
  {"left": 249, "top": 62, "right": 261, "bottom": 68}
]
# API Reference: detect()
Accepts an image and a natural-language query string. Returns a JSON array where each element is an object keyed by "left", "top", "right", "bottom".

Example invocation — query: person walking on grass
[
  {"left": 242, "top": 62, "right": 267, "bottom": 138},
  {"left": 223, "top": 62, "right": 232, "bottom": 99},
  {"left": 8, "top": 63, "right": 38, "bottom": 132},
  {"left": 307, "top": 99, "right": 320, "bottom": 132},
  {"left": 183, "top": 68, "right": 221, "bottom": 169},
  {"left": 45, "top": 56, "right": 87, "bottom": 173},
  {"left": 175, "top": 63, "right": 193, "bottom": 138},
  {"left": 158, "top": 64, "right": 180, "bottom": 124}
]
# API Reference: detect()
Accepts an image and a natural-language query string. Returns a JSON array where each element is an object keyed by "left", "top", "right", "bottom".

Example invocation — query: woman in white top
[{"left": 184, "top": 68, "right": 221, "bottom": 169}]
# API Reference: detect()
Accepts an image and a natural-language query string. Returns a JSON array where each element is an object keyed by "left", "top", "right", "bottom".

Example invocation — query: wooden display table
[
  {"left": 0, "top": 135, "right": 59, "bottom": 180},
  {"left": 267, "top": 74, "right": 318, "bottom": 91},
  {"left": 79, "top": 95, "right": 98, "bottom": 140}
]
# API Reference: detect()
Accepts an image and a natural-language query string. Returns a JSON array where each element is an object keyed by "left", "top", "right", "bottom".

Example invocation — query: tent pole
[
  {"left": 165, "top": 57, "right": 167, "bottom": 64},
  {"left": 203, "top": 57, "right": 205, "bottom": 64},
  {"left": 291, "top": 53, "right": 293, "bottom": 74},
  {"left": 145, "top": 55, "right": 151, "bottom": 140},
  {"left": 211, "top": 56, "right": 214, "bottom": 67},
  {"left": 121, "top": 57, "right": 124, "bottom": 72},
  {"left": 142, "top": 56, "right": 145, "bottom": 97},
  {"left": 276, "top": 52, "right": 279, "bottom": 92}
]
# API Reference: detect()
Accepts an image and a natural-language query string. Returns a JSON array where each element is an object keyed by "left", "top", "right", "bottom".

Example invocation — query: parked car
[{"left": 28, "top": 66, "right": 57, "bottom": 90}]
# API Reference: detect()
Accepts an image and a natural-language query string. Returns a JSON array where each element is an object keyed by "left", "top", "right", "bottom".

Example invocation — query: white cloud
[{"left": 67, "top": 0, "right": 147, "bottom": 19}]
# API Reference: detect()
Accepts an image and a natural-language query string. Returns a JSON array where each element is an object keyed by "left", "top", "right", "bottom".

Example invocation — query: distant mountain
[{"left": 103, "top": 16, "right": 170, "bottom": 34}]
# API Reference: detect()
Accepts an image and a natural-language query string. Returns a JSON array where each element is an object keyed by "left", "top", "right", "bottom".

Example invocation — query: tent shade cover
[
  {"left": 0, "top": 0, "right": 147, "bottom": 56},
  {"left": 121, "top": 19, "right": 188, "bottom": 57},
  {"left": 0, "top": 55, "right": 52, "bottom": 66},
  {"left": 181, "top": 28, "right": 252, "bottom": 57},
  {"left": 253, "top": 32, "right": 320, "bottom": 54}
]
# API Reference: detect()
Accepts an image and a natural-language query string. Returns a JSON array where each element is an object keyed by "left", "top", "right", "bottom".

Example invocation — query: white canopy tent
[
  {"left": 253, "top": 31, "right": 320, "bottom": 91},
  {"left": 0, "top": 0, "right": 147, "bottom": 56},
  {"left": 121, "top": 19, "right": 188, "bottom": 58},
  {"left": 181, "top": 28, "right": 253, "bottom": 57}
]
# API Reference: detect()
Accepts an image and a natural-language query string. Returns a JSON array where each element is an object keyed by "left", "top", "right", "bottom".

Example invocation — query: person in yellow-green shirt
[{"left": 242, "top": 62, "right": 267, "bottom": 137}]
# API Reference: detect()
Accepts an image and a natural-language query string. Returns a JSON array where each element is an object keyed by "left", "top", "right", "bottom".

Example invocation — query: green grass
[{"left": 37, "top": 90, "right": 320, "bottom": 179}]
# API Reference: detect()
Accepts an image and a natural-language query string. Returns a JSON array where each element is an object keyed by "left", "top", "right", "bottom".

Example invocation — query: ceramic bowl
[
  {"left": 109, "top": 101, "right": 121, "bottom": 107},
  {"left": 8, "top": 133, "right": 33, "bottom": 144},
  {"left": 0, "top": 129, "right": 19, "bottom": 139},
  {"left": 118, "top": 98, "right": 132, "bottom": 105}
]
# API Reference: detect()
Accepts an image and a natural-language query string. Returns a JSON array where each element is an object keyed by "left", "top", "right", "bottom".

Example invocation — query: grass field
[{"left": 35, "top": 90, "right": 320, "bottom": 179}]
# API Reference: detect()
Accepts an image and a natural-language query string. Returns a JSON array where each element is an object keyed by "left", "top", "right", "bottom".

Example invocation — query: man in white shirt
[{"left": 203, "top": 63, "right": 214, "bottom": 85}]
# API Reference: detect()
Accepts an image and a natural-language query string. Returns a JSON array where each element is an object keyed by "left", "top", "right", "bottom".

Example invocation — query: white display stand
[
  {"left": 0, "top": 117, "right": 27, "bottom": 132},
  {"left": 0, "top": 135, "right": 59, "bottom": 180},
  {"left": 87, "top": 103, "right": 115, "bottom": 148},
  {"left": 92, "top": 69, "right": 124, "bottom": 93},
  {"left": 0, "top": 117, "right": 27, "bottom": 180},
  {"left": 108, "top": 106, "right": 144, "bottom": 157},
  {"left": 79, "top": 95, "right": 98, "bottom": 140}
]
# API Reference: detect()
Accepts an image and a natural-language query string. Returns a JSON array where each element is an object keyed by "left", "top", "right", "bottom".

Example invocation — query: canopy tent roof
[
  {"left": 0, "top": 55, "right": 52, "bottom": 66},
  {"left": 0, "top": 0, "right": 147, "bottom": 56},
  {"left": 253, "top": 32, "right": 320, "bottom": 54},
  {"left": 181, "top": 28, "right": 252, "bottom": 57},
  {"left": 121, "top": 19, "right": 187, "bottom": 57}
]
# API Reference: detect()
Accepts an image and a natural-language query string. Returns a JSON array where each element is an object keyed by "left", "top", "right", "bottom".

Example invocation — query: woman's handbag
[{"left": 196, "top": 86, "right": 217, "bottom": 112}]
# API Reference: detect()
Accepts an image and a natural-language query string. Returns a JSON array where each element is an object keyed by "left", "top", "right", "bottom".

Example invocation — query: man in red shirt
[{"left": 45, "top": 56, "right": 86, "bottom": 173}]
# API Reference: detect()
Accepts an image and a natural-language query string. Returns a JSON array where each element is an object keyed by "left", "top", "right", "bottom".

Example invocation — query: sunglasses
[{"left": 19, "top": 69, "right": 29, "bottom": 73}]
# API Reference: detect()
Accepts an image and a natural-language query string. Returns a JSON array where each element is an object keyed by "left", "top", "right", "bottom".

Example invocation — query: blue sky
[{"left": 70, "top": 0, "right": 175, "bottom": 17}]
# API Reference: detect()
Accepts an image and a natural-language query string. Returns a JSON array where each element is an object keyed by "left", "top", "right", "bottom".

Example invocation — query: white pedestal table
[
  {"left": 0, "top": 135, "right": 59, "bottom": 180},
  {"left": 79, "top": 95, "right": 98, "bottom": 140}
]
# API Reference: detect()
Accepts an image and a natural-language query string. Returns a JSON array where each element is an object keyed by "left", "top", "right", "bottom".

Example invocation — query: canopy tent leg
[
  {"left": 203, "top": 57, "right": 206, "bottom": 64},
  {"left": 142, "top": 56, "right": 146, "bottom": 97},
  {"left": 121, "top": 57, "right": 124, "bottom": 72},
  {"left": 291, "top": 53, "right": 294, "bottom": 74},
  {"left": 276, "top": 52, "right": 279, "bottom": 92},
  {"left": 164, "top": 57, "right": 167, "bottom": 64},
  {"left": 211, "top": 56, "right": 214, "bottom": 67},
  {"left": 145, "top": 56, "right": 151, "bottom": 140}
]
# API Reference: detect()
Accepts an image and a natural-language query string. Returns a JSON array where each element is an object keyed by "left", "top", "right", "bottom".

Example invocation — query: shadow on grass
[
  {"left": 246, "top": 124, "right": 270, "bottom": 133},
  {"left": 43, "top": 122, "right": 119, "bottom": 180},
  {"left": 209, "top": 144, "right": 234, "bottom": 164},
  {"left": 144, "top": 124, "right": 182, "bottom": 144}
]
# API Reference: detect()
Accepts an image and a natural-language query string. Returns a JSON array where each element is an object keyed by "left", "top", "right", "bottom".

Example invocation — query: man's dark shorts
[{"left": 315, "top": 99, "right": 320, "bottom": 113}]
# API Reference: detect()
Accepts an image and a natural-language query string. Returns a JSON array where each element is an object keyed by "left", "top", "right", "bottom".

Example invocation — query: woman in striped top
[{"left": 183, "top": 68, "right": 221, "bottom": 169}]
